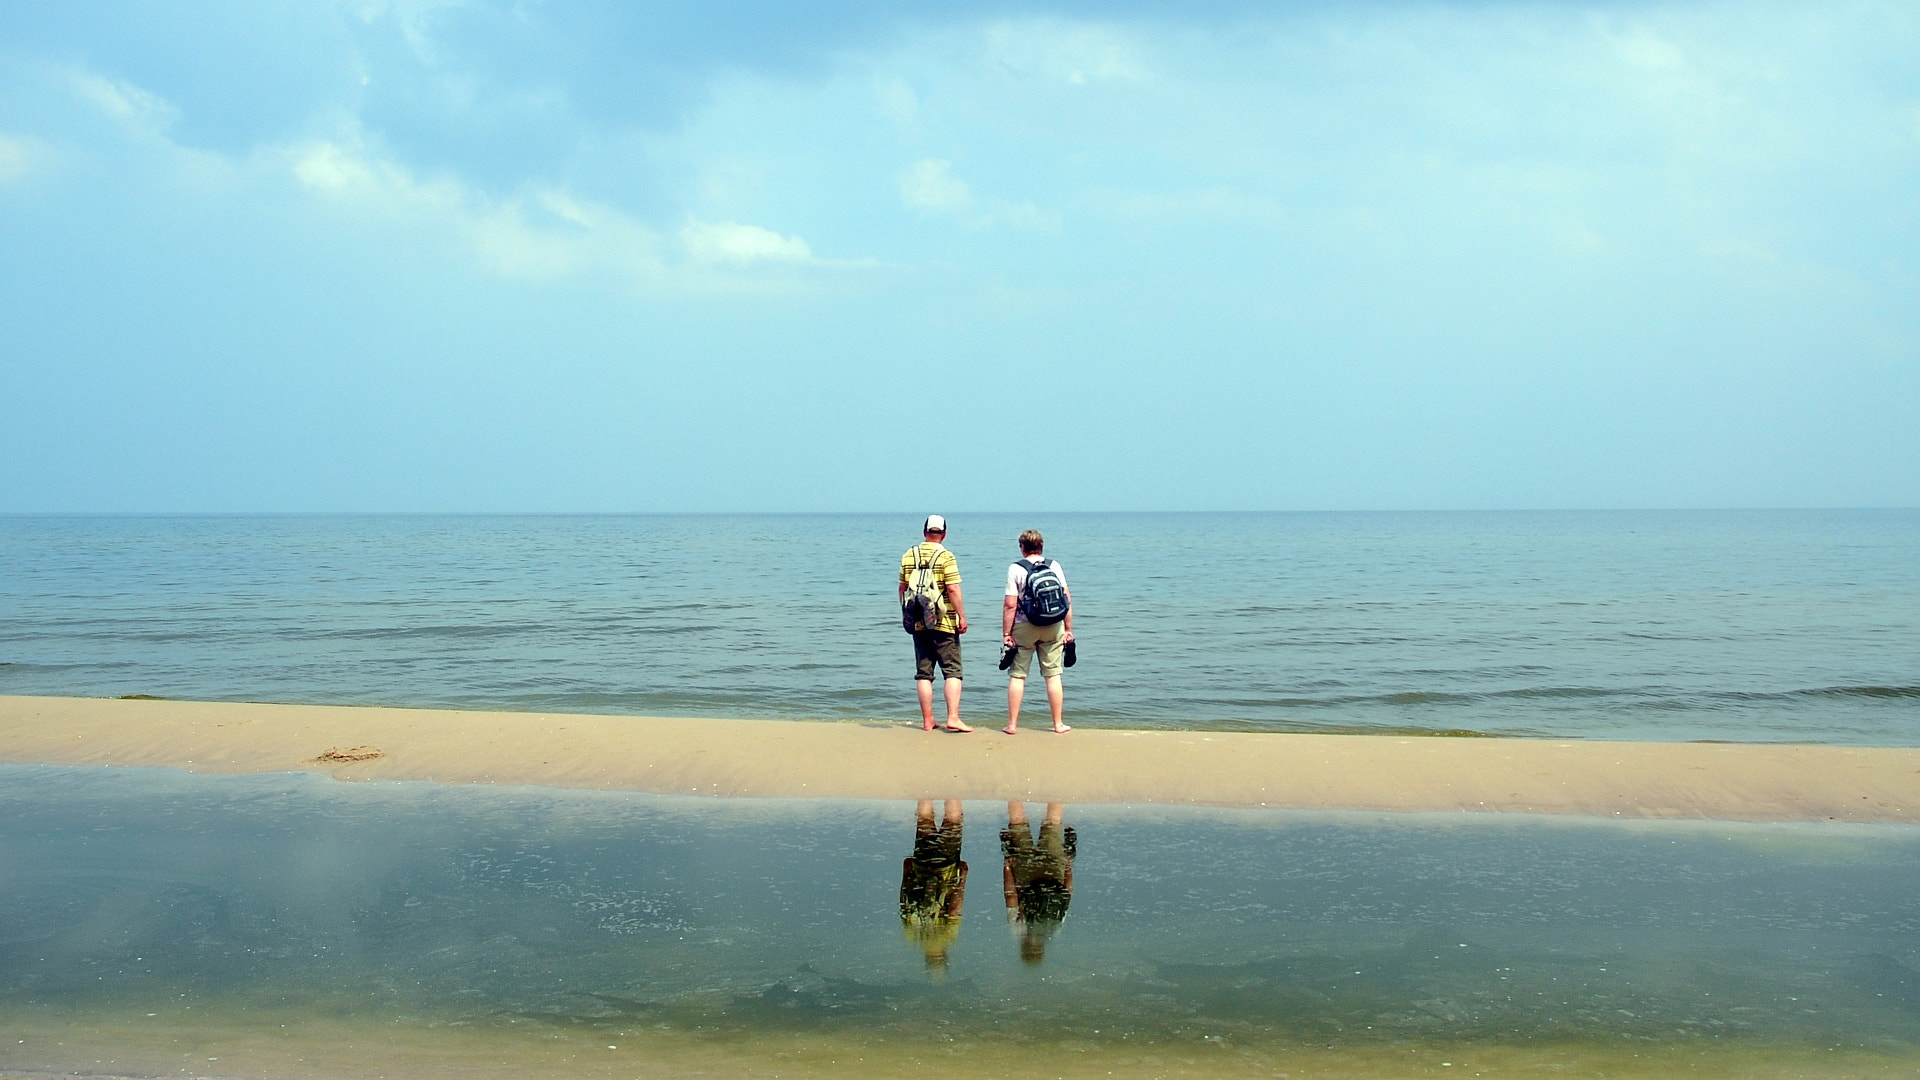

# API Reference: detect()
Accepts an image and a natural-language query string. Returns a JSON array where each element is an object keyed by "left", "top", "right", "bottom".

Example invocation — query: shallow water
[
  {"left": 2, "top": 765, "right": 1916, "bottom": 1077},
  {"left": 3, "top": 511, "right": 1919, "bottom": 743}
]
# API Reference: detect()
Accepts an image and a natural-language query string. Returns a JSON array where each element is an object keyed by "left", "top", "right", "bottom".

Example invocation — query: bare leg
[
  {"left": 943, "top": 677, "right": 971, "bottom": 732},
  {"left": 1005, "top": 676, "right": 1026, "bottom": 734},
  {"left": 944, "top": 799, "right": 964, "bottom": 826},
  {"left": 1044, "top": 802, "right": 1064, "bottom": 827},
  {"left": 917, "top": 680, "right": 936, "bottom": 731},
  {"left": 1007, "top": 800, "right": 1028, "bottom": 828},
  {"left": 1045, "top": 674, "right": 1069, "bottom": 733}
]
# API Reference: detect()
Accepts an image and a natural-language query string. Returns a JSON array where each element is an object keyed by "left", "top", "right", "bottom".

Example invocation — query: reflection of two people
[{"left": 899, "top": 799, "right": 1076, "bottom": 968}]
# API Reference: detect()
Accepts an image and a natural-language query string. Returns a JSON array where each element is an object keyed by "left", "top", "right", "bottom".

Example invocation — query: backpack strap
[
  {"left": 914, "top": 544, "right": 944, "bottom": 589},
  {"left": 1018, "top": 558, "right": 1048, "bottom": 605}
]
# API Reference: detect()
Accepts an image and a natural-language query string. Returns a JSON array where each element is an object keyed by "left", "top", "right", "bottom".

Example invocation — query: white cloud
[
  {"left": 291, "top": 141, "right": 389, "bottom": 194},
  {"left": 287, "top": 132, "right": 839, "bottom": 279},
  {"left": 680, "top": 219, "right": 813, "bottom": 265},
  {"left": 1082, "top": 187, "right": 1287, "bottom": 224},
  {"left": 69, "top": 72, "right": 177, "bottom": 129},
  {"left": 1551, "top": 220, "right": 1607, "bottom": 256},
  {"left": 900, "top": 158, "right": 973, "bottom": 212},
  {"left": 982, "top": 19, "right": 1144, "bottom": 84},
  {"left": 286, "top": 138, "right": 662, "bottom": 281},
  {"left": 978, "top": 200, "right": 1059, "bottom": 232},
  {"left": 1610, "top": 25, "right": 1688, "bottom": 72},
  {"left": 0, "top": 134, "right": 35, "bottom": 181},
  {"left": 538, "top": 191, "right": 596, "bottom": 228},
  {"left": 350, "top": 0, "right": 467, "bottom": 66},
  {"left": 898, "top": 158, "right": 1056, "bottom": 231},
  {"left": 875, "top": 77, "right": 921, "bottom": 128},
  {"left": 291, "top": 140, "right": 460, "bottom": 212}
]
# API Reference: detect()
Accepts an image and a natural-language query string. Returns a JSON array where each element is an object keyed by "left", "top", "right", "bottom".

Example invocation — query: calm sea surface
[{"left": 1, "top": 511, "right": 1916, "bottom": 744}]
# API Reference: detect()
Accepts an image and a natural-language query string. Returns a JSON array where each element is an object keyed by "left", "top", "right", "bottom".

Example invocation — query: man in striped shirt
[{"left": 899, "top": 515, "right": 971, "bottom": 732}]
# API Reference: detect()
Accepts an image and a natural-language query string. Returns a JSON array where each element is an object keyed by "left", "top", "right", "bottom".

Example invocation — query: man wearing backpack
[
  {"left": 1001, "top": 529, "right": 1074, "bottom": 735},
  {"left": 899, "top": 515, "right": 971, "bottom": 732}
]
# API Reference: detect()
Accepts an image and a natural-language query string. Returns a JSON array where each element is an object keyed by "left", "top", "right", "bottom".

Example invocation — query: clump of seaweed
[{"left": 313, "top": 746, "right": 384, "bottom": 763}]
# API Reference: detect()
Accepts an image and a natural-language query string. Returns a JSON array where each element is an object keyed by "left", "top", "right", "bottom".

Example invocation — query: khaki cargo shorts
[{"left": 1009, "top": 620, "right": 1065, "bottom": 679}]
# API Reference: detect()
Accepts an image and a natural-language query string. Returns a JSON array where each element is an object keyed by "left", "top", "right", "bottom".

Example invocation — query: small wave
[
  {"left": 1798, "top": 685, "right": 1920, "bottom": 700},
  {"left": 1706, "top": 686, "right": 1920, "bottom": 705},
  {"left": 0, "top": 660, "right": 114, "bottom": 674},
  {"left": 1119, "top": 716, "right": 1513, "bottom": 739},
  {"left": 1259, "top": 686, "right": 1624, "bottom": 709},
  {"left": 308, "top": 625, "right": 535, "bottom": 641},
  {"left": 1491, "top": 686, "right": 1615, "bottom": 700},
  {"left": 1379, "top": 691, "right": 1474, "bottom": 706},
  {"left": 1318, "top": 725, "right": 1500, "bottom": 738}
]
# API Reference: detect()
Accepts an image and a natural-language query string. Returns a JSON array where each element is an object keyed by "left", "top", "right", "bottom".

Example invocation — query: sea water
[
  {"left": 2, "top": 766, "right": 1916, "bottom": 1078},
  {"left": 3, "top": 510, "right": 1917, "bottom": 743}
]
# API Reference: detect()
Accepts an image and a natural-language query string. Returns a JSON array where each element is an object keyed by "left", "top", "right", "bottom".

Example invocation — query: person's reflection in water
[
  {"left": 1001, "top": 801, "right": 1075, "bottom": 964},
  {"left": 900, "top": 799, "right": 969, "bottom": 970}
]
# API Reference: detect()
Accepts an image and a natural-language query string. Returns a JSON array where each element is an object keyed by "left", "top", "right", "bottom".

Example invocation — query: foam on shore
[{"left": 4, "top": 695, "right": 1915, "bottom": 821}]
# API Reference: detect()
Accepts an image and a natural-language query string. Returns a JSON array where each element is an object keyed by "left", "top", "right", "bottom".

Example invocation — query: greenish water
[{"left": 2, "top": 765, "right": 1917, "bottom": 1078}]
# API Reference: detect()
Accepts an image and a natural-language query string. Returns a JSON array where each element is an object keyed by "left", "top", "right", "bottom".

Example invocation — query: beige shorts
[{"left": 1009, "top": 620, "right": 1065, "bottom": 680}]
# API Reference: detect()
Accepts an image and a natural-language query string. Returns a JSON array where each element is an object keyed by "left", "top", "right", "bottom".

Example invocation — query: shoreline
[{"left": 2, "top": 694, "right": 1916, "bottom": 822}]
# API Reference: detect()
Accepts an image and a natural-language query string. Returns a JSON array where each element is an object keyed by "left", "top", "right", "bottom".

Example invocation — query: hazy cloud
[
  {"left": 288, "top": 138, "right": 662, "bottom": 280},
  {"left": 982, "top": 19, "right": 1144, "bottom": 84},
  {"left": 680, "top": 219, "right": 813, "bottom": 265},
  {"left": 0, "top": 134, "right": 34, "bottom": 181},
  {"left": 900, "top": 158, "right": 973, "bottom": 212},
  {"left": 70, "top": 72, "right": 177, "bottom": 129},
  {"left": 1610, "top": 25, "right": 1688, "bottom": 72},
  {"left": 2, "top": 1, "right": 1916, "bottom": 510},
  {"left": 898, "top": 158, "right": 1057, "bottom": 231}
]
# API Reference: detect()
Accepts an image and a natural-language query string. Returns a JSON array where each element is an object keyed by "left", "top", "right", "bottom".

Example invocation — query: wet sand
[
  {"left": 5, "top": 999, "right": 1916, "bottom": 1080},
  {"left": 3, "top": 695, "right": 1916, "bottom": 821}
]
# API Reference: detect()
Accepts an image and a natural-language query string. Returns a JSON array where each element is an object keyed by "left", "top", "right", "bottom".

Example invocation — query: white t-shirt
[{"left": 1005, "top": 557, "right": 1068, "bottom": 627}]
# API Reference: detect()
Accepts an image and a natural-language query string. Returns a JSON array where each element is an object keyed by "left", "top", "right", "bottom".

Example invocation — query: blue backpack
[{"left": 1019, "top": 558, "right": 1069, "bottom": 626}]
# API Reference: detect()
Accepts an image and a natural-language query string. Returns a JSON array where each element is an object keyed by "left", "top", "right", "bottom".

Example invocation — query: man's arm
[
  {"left": 1062, "top": 585, "right": 1073, "bottom": 641},
  {"left": 947, "top": 582, "right": 967, "bottom": 634},
  {"left": 1002, "top": 594, "right": 1018, "bottom": 641}
]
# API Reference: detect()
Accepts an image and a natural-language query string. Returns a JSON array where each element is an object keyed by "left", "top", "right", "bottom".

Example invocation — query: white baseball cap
[{"left": 923, "top": 514, "right": 947, "bottom": 534}]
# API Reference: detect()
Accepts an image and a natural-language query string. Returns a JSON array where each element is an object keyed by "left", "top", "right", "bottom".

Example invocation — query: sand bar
[{"left": 2, "top": 694, "right": 1916, "bottom": 822}]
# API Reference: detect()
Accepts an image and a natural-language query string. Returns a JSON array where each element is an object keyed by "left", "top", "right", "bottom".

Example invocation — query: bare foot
[
  {"left": 1001, "top": 726, "right": 1019, "bottom": 735},
  {"left": 922, "top": 720, "right": 937, "bottom": 732},
  {"left": 945, "top": 722, "right": 974, "bottom": 733},
  {"left": 1052, "top": 724, "right": 1072, "bottom": 734}
]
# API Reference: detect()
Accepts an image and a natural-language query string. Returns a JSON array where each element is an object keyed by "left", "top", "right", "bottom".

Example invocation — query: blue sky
[{"left": 1, "top": 1, "right": 1915, "bottom": 511}]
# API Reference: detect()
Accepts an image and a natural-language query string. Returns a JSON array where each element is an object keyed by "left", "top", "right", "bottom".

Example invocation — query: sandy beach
[{"left": 3, "top": 694, "right": 1915, "bottom": 821}]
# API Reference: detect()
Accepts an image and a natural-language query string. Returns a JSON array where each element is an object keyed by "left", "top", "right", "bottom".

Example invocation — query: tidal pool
[{"left": 1, "top": 764, "right": 1916, "bottom": 1079}]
